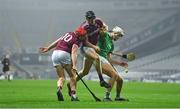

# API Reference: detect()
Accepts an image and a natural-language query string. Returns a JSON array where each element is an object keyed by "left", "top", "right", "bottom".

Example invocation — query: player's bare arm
[
  {"left": 84, "top": 39, "right": 100, "bottom": 52},
  {"left": 71, "top": 44, "right": 79, "bottom": 71},
  {"left": 108, "top": 53, "right": 128, "bottom": 68},
  {"left": 112, "top": 52, "right": 136, "bottom": 61},
  {"left": 39, "top": 37, "right": 62, "bottom": 53}
]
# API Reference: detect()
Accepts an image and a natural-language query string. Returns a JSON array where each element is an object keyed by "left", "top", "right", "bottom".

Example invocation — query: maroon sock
[
  {"left": 98, "top": 74, "right": 104, "bottom": 82},
  {"left": 71, "top": 90, "right": 76, "bottom": 95}
]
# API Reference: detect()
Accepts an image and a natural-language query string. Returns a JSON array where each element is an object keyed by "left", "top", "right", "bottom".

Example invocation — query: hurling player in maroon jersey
[
  {"left": 39, "top": 27, "right": 87, "bottom": 101},
  {"left": 75, "top": 11, "right": 111, "bottom": 88}
]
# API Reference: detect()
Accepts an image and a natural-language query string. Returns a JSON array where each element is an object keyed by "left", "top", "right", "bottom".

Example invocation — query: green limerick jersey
[{"left": 97, "top": 32, "right": 114, "bottom": 59}]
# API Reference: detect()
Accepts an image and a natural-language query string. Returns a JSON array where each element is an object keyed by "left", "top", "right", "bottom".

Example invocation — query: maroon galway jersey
[
  {"left": 80, "top": 18, "right": 103, "bottom": 45},
  {"left": 55, "top": 32, "right": 82, "bottom": 53}
]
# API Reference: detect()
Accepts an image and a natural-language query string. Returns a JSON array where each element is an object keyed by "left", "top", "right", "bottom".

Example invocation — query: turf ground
[{"left": 0, "top": 79, "right": 180, "bottom": 108}]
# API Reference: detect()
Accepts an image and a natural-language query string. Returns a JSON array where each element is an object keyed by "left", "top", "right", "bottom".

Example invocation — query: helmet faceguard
[
  {"left": 85, "top": 11, "right": 96, "bottom": 19},
  {"left": 112, "top": 26, "right": 124, "bottom": 36}
]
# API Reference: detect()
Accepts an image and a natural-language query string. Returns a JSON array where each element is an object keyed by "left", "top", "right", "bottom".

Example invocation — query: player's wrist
[{"left": 47, "top": 47, "right": 50, "bottom": 51}]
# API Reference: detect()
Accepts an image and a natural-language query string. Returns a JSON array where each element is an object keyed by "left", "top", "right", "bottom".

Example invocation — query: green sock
[
  {"left": 116, "top": 93, "right": 120, "bottom": 98},
  {"left": 105, "top": 92, "right": 110, "bottom": 98}
]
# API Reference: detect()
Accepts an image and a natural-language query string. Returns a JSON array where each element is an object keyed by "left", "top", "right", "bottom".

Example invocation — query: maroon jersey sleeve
[{"left": 95, "top": 18, "right": 103, "bottom": 28}]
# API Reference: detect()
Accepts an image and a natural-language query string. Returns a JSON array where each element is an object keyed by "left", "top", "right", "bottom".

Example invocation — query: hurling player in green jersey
[{"left": 97, "top": 25, "right": 129, "bottom": 101}]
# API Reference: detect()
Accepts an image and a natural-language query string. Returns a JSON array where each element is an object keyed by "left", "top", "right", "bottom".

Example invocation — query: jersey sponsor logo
[{"left": 60, "top": 33, "right": 72, "bottom": 42}]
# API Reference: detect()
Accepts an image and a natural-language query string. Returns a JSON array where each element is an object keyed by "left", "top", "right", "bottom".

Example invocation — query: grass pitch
[{"left": 0, "top": 79, "right": 180, "bottom": 108}]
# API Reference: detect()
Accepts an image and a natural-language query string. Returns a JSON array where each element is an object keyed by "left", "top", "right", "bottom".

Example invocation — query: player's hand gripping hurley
[{"left": 113, "top": 52, "right": 136, "bottom": 61}]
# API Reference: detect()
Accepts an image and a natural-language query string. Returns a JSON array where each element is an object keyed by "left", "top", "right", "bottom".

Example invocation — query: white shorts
[
  {"left": 81, "top": 47, "right": 110, "bottom": 65},
  {"left": 4, "top": 71, "right": 11, "bottom": 75},
  {"left": 81, "top": 47, "right": 100, "bottom": 61},
  {"left": 81, "top": 47, "right": 95, "bottom": 56},
  {"left": 52, "top": 50, "right": 71, "bottom": 67},
  {"left": 99, "top": 55, "right": 111, "bottom": 65}
]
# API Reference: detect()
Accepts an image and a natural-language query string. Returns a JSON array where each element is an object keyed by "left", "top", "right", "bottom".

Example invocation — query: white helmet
[{"left": 112, "top": 26, "right": 124, "bottom": 36}]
